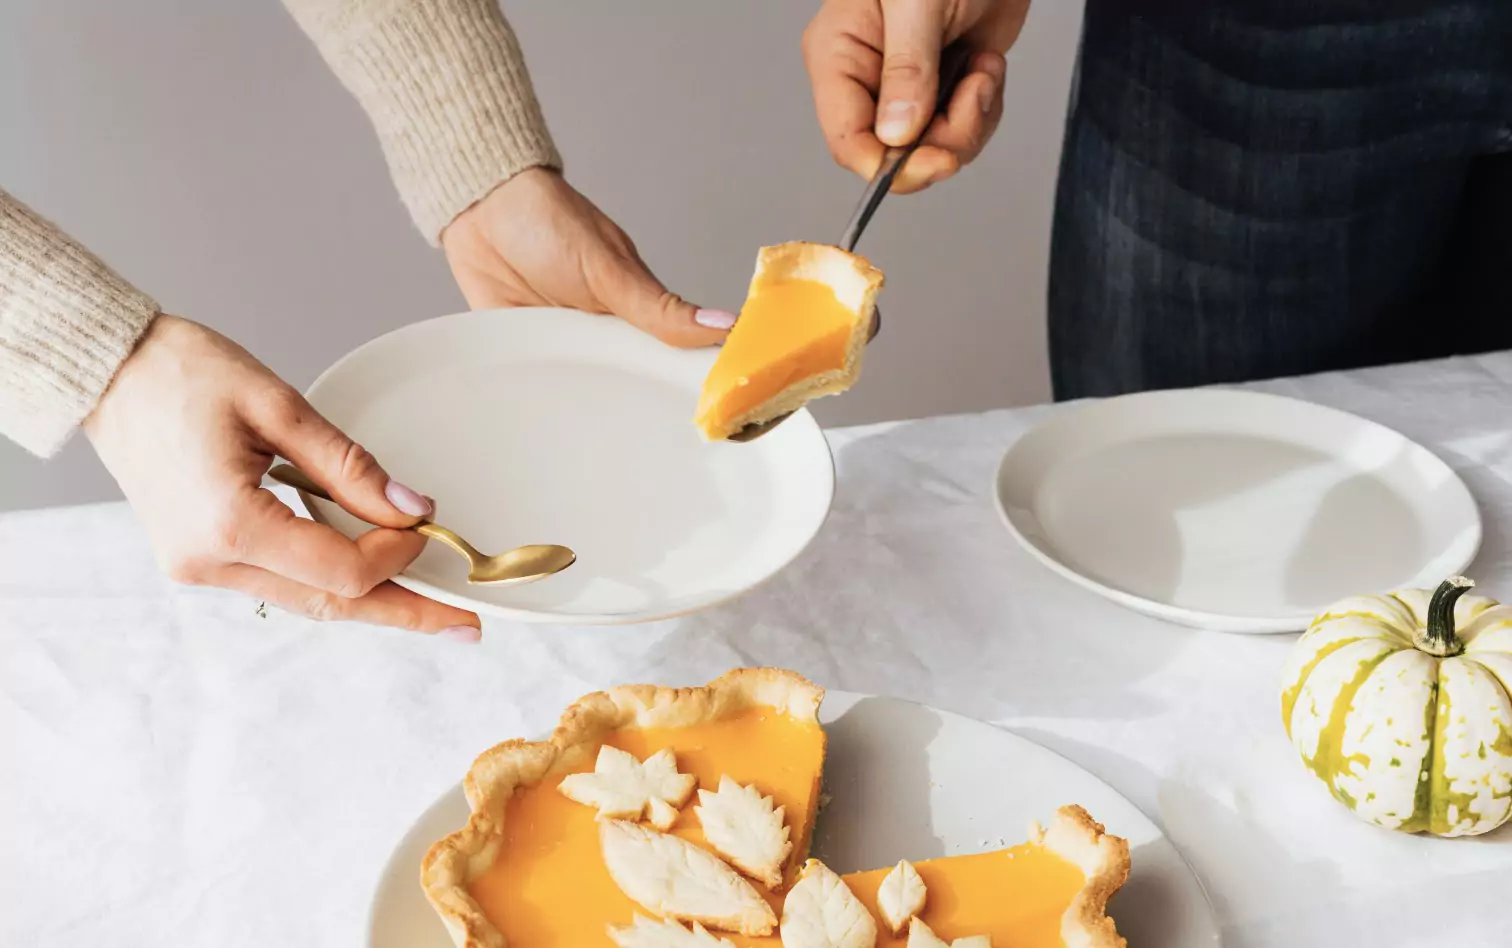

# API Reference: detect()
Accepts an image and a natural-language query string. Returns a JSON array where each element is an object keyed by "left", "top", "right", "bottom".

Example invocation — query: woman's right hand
[{"left": 84, "top": 314, "right": 483, "bottom": 640}]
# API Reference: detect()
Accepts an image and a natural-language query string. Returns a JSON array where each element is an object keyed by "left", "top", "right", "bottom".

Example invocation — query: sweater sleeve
[
  {"left": 281, "top": 0, "right": 562, "bottom": 245},
  {"left": 0, "top": 189, "right": 159, "bottom": 458}
]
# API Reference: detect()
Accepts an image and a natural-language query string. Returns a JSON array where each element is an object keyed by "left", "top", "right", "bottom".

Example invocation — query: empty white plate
[
  {"left": 294, "top": 308, "right": 834, "bottom": 624},
  {"left": 994, "top": 389, "right": 1480, "bottom": 633},
  {"left": 365, "top": 693, "right": 1221, "bottom": 948}
]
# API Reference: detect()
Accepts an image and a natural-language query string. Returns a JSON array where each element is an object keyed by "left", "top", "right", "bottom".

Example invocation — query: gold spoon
[
  {"left": 266, "top": 463, "right": 576, "bottom": 586},
  {"left": 726, "top": 41, "right": 973, "bottom": 444}
]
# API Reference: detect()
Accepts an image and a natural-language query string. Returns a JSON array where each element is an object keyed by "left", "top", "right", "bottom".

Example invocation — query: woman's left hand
[{"left": 441, "top": 168, "right": 737, "bottom": 346}]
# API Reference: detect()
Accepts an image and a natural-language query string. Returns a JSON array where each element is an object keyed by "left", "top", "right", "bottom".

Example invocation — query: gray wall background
[{"left": 0, "top": 1, "right": 1084, "bottom": 512}]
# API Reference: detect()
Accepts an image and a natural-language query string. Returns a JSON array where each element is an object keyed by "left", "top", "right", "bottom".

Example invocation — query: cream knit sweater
[{"left": 0, "top": 0, "right": 559, "bottom": 458}]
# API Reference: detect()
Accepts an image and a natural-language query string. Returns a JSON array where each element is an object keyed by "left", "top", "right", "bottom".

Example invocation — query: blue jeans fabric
[{"left": 1048, "top": 1, "right": 1512, "bottom": 399}]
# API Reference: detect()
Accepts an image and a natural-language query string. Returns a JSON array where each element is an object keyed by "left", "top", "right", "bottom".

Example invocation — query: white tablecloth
[{"left": 5, "top": 354, "right": 1511, "bottom": 948}]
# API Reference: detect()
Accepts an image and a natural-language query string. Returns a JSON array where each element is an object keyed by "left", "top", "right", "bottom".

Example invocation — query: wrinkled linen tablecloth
[{"left": 4, "top": 354, "right": 1512, "bottom": 948}]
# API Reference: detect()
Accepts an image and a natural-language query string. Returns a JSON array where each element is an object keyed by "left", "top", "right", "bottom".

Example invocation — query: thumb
[
  {"left": 245, "top": 385, "right": 433, "bottom": 528},
  {"left": 875, "top": 0, "right": 948, "bottom": 146},
  {"left": 596, "top": 253, "right": 737, "bottom": 349}
]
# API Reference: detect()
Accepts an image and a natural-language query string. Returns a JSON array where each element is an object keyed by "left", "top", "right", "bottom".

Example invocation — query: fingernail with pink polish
[
  {"left": 437, "top": 625, "right": 482, "bottom": 643},
  {"left": 877, "top": 100, "right": 916, "bottom": 142},
  {"left": 385, "top": 479, "right": 433, "bottom": 517},
  {"left": 695, "top": 308, "right": 738, "bottom": 330}
]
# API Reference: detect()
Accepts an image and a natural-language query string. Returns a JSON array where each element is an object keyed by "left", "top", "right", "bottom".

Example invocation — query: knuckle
[
  {"left": 615, "top": 230, "right": 642, "bottom": 259},
  {"left": 801, "top": 20, "right": 823, "bottom": 58},
  {"left": 804, "top": 23, "right": 879, "bottom": 85},
  {"left": 833, "top": 46, "right": 874, "bottom": 82},
  {"left": 206, "top": 509, "right": 250, "bottom": 561},
  {"left": 330, "top": 562, "right": 375, "bottom": 600},
  {"left": 163, "top": 555, "right": 208, "bottom": 587},
  {"left": 882, "top": 51, "right": 927, "bottom": 83},
  {"left": 657, "top": 289, "right": 684, "bottom": 317},
  {"left": 249, "top": 384, "right": 308, "bottom": 432},
  {"left": 390, "top": 605, "right": 427, "bottom": 632},
  {"left": 827, "top": 132, "right": 862, "bottom": 166},
  {"left": 336, "top": 439, "right": 381, "bottom": 488},
  {"left": 302, "top": 592, "right": 348, "bottom": 623}
]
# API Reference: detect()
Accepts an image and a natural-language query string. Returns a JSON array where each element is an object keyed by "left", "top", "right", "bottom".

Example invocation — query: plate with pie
[
  {"left": 291, "top": 304, "right": 835, "bottom": 625},
  {"left": 367, "top": 669, "right": 1221, "bottom": 947}
]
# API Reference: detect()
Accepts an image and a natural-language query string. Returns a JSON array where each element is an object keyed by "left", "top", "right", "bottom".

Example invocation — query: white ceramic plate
[
  {"left": 294, "top": 308, "right": 834, "bottom": 624},
  {"left": 366, "top": 692, "right": 1221, "bottom": 948},
  {"left": 994, "top": 389, "right": 1480, "bottom": 634}
]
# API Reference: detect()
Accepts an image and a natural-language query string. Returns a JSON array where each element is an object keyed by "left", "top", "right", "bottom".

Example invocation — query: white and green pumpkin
[{"left": 1280, "top": 577, "right": 1512, "bottom": 836}]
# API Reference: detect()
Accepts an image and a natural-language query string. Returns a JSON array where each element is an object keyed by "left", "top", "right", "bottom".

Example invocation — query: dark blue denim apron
[{"left": 1048, "top": 0, "right": 1512, "bottom": 398}]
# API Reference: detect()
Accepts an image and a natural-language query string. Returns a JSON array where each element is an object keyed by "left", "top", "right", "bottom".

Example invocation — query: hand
[
  {"left": 84, "top": 315, "right": 482, "bottom": 640},
  {"left": 803, "top": 0, "right": 1030, "bottom": 193},
  {"left": 441, "top": 168, "right": 737, "bottom": 347}
]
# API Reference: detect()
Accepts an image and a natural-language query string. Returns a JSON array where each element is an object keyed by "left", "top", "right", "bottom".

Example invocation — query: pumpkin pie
[
  {"left": 421, "top": 668, "right": 1129, "bottom": 948},
  {"left": 695, "top": 242, "right": 883, "bottom": 441}
]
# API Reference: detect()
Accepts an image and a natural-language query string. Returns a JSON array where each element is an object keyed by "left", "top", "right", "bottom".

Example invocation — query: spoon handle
[
  {"left": 266, "top": 463, "right": 484, "bottom": 557},
  {"left": 838, "top": 40, "right": 976, "bottom": 253},
  {"left": 267, "top": 463, "right": 330, "bottom": 501},
  {"left": 265, "top": 463, "right": 446, "bottom": 534},
  {"left": 413, "top": 522, "right": 486, "bottom": 564}
]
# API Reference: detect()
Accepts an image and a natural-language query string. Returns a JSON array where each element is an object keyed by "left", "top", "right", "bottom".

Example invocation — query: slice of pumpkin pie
[
  {"left": 695, "top": 242, "right": 883, "bottom": 441},
  {"left": 421, "top": 668, "right": 827, "bottom": 946}
]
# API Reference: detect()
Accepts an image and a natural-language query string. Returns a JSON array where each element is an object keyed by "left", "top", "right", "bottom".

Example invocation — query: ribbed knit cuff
[
  {"left": 0, "top": 191, "right": 159, "bottom": 458},
  {"left": 284, "top": 0, "right": 562, "bottom": 245}
]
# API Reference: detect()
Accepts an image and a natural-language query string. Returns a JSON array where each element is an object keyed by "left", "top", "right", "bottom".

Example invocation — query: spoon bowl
[
  {"left": 411, "top": 521, "right": 577, "bottom": 586},
  {"left": 468, "top": 545, "right": 578, "bottom": 585}
]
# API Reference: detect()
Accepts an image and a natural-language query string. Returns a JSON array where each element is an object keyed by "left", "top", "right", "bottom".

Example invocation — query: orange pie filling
[
  {"left": 695, "top": 242, "right": 882, "bottom": 441},
  {"left": 467, "top": 708, "right": 825, "bottom": 947},
  {"left": 847, "top": 847, "right": 1088, "bottom": 948},
  {"left": 697, "top": 278, "right": 853, "bottom": 430}
]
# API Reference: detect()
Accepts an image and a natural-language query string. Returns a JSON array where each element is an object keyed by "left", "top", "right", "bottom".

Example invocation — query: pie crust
[
  {"left": 420, "top": 668, "right": 825, "bottom": 948},
  {"left": 875, "top": 860, "right": 926, "bottom": 936},
  {"left": 1029, "top": 805, "right": 1130, "bottom": 948}
]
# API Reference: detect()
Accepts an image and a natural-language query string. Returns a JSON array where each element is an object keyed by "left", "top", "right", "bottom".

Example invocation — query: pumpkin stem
[{"left": 1420, "top": 576, "right": 1473, "bottom": 657}]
